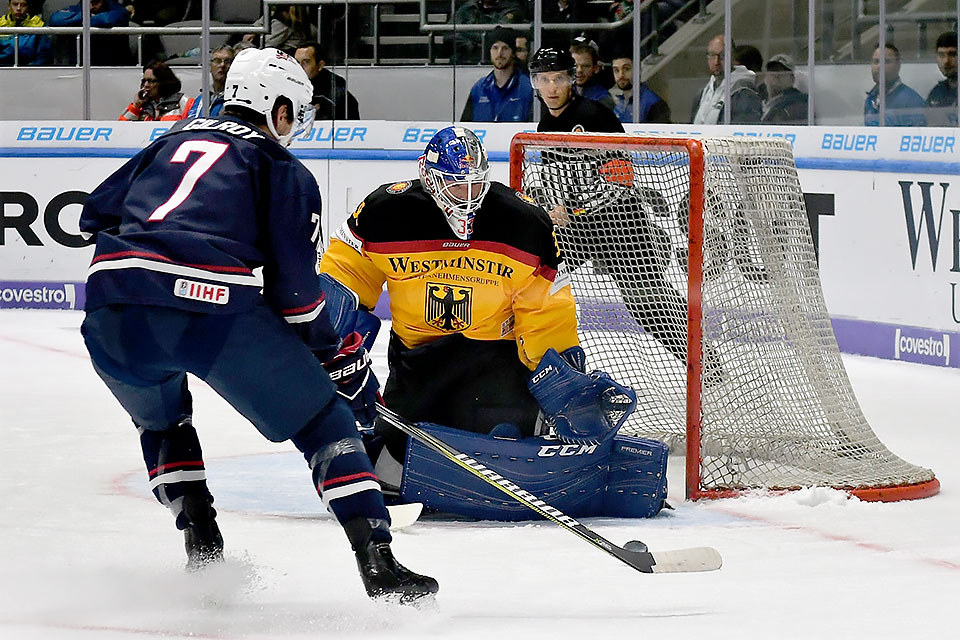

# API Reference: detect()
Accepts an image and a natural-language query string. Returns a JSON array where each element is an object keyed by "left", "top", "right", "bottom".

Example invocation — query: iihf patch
[
  {"left": 514, "top": 191, "right": 537, "bottom": 205},
  {"left": 387, "top": 181, "right": 412, "bottom": 194},
  {"left": 174, "top": 278, "right": 229, "bottom": 305}
]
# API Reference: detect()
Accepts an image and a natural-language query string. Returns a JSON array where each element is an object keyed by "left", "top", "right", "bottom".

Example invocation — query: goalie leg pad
[
  {"left": 601, "top": 435, "right": 669, "bottom": 518},
  {"left": 400, "top": 422, "right": 612, "bottom": 520}
]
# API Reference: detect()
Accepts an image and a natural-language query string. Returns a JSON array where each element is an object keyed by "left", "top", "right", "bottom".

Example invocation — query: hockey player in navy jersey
[{"left": 79, "top": 47, "right": 437, "bottom": 602}]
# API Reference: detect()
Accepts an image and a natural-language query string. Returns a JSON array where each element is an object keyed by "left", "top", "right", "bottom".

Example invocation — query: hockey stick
[
  {"left": 387, "top": 502, "right": 423, "bottom": 530},
  {"left": 374, "top": 403, "right": 721, "bottom": 574}
]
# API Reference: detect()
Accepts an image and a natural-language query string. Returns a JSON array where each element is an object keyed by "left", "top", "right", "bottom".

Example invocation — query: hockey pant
[
  {"left": 376, "top": 332, "right": 541, "bottom": 461},
  {"left": 82, "top": 303, "right": 391, "bottom": 539}
]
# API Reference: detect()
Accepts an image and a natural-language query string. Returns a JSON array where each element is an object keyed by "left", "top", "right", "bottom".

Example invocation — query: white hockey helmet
[
  {"left": 223, "top": 47, "right": 315, "bottom": 147},
  {"left": 418, "top": 126, "right": 490, "bottom": 240}
]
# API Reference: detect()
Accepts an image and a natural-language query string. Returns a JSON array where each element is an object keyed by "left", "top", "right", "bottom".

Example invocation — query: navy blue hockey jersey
[{"left": 80, "top": 116, "right": 340, "bottom": 360}]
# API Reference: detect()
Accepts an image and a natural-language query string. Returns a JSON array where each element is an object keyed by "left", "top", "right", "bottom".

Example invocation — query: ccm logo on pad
[
  {"left": 174, "top": 279, "right": 229, "bottom": 305},
  {"left": 530, "top": 365, "right": 554, "bottom": 384},
  {"left": 538, "top": 443, "right": 599, "bottom": 457}
]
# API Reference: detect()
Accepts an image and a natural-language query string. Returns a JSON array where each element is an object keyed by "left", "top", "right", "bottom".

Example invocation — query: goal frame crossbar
[{"left": 509, "top": 132, "right": 940, "bottom": 503}]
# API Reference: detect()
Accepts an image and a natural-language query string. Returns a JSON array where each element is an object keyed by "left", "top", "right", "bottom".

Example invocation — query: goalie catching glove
[
  {"left": 528, "top": 346, "right": 637, "bottom": 444},
  {"left": 323, "top": 331, "right": 380, "bottom": 429}
]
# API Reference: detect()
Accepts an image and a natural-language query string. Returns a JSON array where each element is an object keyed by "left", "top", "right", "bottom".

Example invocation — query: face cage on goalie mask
[{"left": 422, "top": 163, "right": 491, "bottom": 240}]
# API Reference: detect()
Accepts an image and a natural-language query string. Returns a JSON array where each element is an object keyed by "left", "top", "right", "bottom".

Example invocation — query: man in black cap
[
  {"left": 761, "top": 53, "right": 809, "bottom": 124},
  {"left": 461, "top": 26, "right": 533, "bottom": 122}
]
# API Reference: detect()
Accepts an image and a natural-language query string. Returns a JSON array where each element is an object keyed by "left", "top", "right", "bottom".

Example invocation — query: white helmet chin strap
[{"left": 266, "top": 115, "right": 289, "bottom": 147}]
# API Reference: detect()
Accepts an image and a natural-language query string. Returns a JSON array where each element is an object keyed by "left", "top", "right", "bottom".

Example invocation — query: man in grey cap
[{"left": 761, "top": 53, "right": 809, "bottom": 124}]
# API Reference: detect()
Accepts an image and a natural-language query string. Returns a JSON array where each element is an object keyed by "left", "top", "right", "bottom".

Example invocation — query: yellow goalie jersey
[{"left": 320, "top": 179, "right": 578, "bottom": 370}]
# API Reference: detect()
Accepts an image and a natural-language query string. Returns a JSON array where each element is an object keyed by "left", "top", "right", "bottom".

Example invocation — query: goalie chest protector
[{"left": 400, "top": 423, "right": 668, "bottom": 520}]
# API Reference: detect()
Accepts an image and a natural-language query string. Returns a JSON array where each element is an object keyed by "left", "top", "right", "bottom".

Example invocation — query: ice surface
[{"left": 1, "top": 310, "right": 957, "bottom": 639}]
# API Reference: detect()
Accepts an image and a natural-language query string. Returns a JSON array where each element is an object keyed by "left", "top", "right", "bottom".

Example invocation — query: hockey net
[{"left": 510, "top": 133, "right": 939, "bottom": 501}]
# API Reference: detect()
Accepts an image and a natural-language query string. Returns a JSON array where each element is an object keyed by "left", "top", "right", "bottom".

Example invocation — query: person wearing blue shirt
[
  {"left": 864, "top": 43, "right": 926, "bottom": 126},
  {"left": 608, "top": 52, "right": 670, "bottom": 123},
  {"left": 925, "top": 31, "right": 958, "bottom": 127},
  {"left": 49, "top": 0, "right": 131, "bottom": 65},
  {"left": 460, "top": 26, "right": 533, "bottom": 122},
  {"left": 183, "top": 45, "right": 235, "bottom": 119},
  {"left": 570, "top": 37, "right": 616, "bottom": 113}
]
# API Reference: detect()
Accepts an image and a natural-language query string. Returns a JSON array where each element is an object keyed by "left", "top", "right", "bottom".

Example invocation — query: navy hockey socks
[
  {"left": 292, "top": 399, "right": 391, "bottom": 542},
  {"left": 138, "top": 419, "right": 214, "bottom": 526}
]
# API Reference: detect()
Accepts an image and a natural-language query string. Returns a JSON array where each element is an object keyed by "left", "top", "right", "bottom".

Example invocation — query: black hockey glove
[{"left": 322, "top": 331, "right": 380, "bottom": 429}]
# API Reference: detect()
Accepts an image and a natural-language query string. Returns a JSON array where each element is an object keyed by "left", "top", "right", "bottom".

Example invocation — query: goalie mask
[
  {"left": 223, "top": 47, "right": 315, "bottom": 147},
  {"left": 419, "top": 127, "right": 491, "bottom": 240}
]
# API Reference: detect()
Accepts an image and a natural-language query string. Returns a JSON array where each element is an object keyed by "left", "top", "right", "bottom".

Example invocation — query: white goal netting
[{"left": 514, "top": 134, "right": 937, "bottom": 500}]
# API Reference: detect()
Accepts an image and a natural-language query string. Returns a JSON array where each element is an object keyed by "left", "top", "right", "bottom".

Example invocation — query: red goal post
[{"left": 509, "top": 132, "right": 939, "bottom": 502}]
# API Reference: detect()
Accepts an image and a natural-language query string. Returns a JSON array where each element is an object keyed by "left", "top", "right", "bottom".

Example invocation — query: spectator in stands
[
  {"left": 608, "top": 49, "right": 670, "bottom": 123},
  {"left": 602, "top": 0, "right": 686, "bottom": 58},
  {"left": 241, "top": 4, "right": 317, "bottom": 55},
  {"left": 733, "top": 43, "right": 766, "bottom": 103},
  {"left": 925, "top": 31, "right": 958, "bottom": 127},
  {"left": 295, "top": 41, "right": 360, "bottom": 120},
  {"left": 865, "top": 43, "right": 926, "bottom": 126},
  {"left": 182, "top": 45, "right": 235, "bottom": 119},
  {"left": 0, "top": 0, "right": 52, "bottom": 66},
  {"left": 119, "top": 60, "right": 189, "bottom": 121},
  {"left": 120, "top": 1, "right": 189, "bottom": 26},
  {"left": 49, "top": 0, "right": 131, "bottom": 65},
  {"left": 761, "top": 54, "right": 808, "bottom": 125},
  {"left": 570, "top": 36, "right": 616, "bottom": 111},
  {"left": 514, "top": 31, "right": 530, "bottom": 73},
  {"left": 461, "top": 26, "right": 532, "bottom": 122},
  {"left": 690, "top": 34, "right": 761, "bottom": 124},
  {"left": 541, "top": 0, "right": 586, "bottom": 50},
  {"left": 451, "top": 0, "right": 525, "bottom": 65}
]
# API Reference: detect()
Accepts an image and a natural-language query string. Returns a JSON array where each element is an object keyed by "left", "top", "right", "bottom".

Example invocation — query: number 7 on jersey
[{"left": 148, "top": 140, "right": 229, "bottom": 222}]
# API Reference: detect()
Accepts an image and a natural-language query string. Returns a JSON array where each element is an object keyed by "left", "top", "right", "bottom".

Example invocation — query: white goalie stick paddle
[
  {"left": 374, "top": 404, "right": 722, "bottom": 574},
  {"left": 387, "top": 502, "right": 423, "bottom": 530}
]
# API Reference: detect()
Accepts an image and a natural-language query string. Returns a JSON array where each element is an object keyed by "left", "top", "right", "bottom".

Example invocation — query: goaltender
[{"left": 319, "top": 126, "right": 669, "bottom": 520}]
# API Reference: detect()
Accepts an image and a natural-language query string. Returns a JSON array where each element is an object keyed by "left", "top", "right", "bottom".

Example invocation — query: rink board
[{"left": 2, "top": 121, "right": 960, "bottom": 368}]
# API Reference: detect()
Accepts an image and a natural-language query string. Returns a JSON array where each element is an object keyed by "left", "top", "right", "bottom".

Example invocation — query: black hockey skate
[
  {"left": 180, "top": 493, "right": 224, "bottom": 571},
  {"left": 345, "top": 517, "right": 439, "bottom": 603}
]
